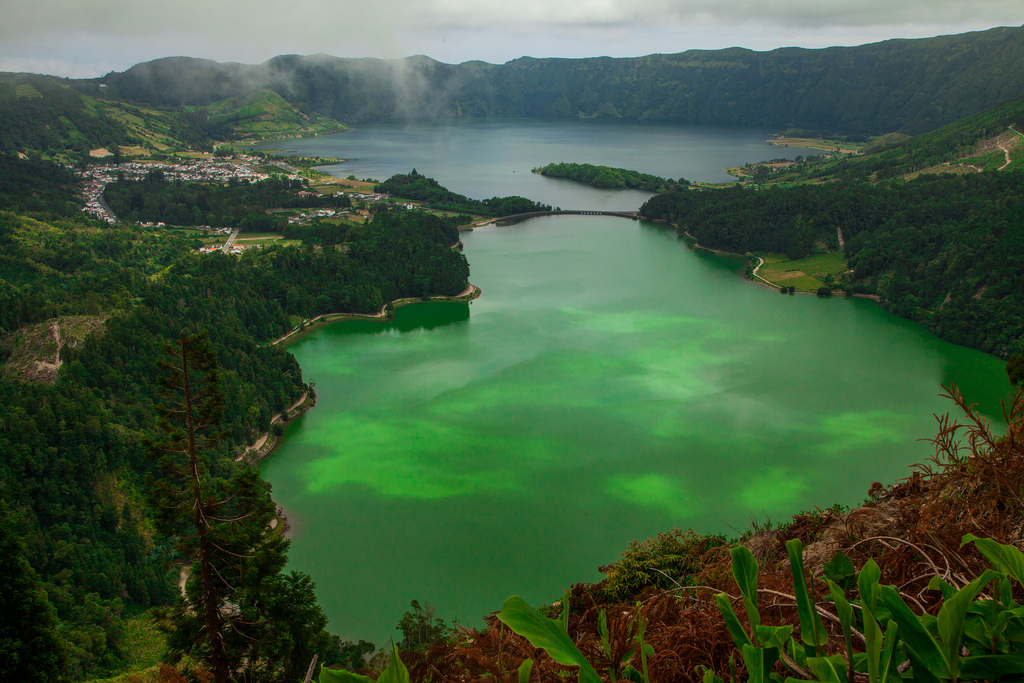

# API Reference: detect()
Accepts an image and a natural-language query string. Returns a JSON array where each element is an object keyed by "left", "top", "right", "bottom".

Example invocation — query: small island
[{"left": 533, "top": 161, "right": 688, "bottom": 192}]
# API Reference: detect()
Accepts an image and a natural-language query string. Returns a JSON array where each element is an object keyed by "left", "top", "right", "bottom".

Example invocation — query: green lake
[{"left": 262, "top": 214, "right": 1011, "bottom": 644}]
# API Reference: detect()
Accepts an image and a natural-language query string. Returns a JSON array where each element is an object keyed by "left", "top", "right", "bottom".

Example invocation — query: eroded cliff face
[{"left": 1, "top": 315, "right": 107, "bottom": 385}]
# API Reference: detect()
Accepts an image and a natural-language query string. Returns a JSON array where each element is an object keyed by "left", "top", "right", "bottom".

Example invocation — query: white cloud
[{"left": 0, "top": 56, "right": 122, "bottom": 79}]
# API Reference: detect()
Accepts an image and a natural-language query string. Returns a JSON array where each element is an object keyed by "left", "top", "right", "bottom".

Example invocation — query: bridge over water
[{"left": 468, "top": 209, "right": 639, "bottom": 228}]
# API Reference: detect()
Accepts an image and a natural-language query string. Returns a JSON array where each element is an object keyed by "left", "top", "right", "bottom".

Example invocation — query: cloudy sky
[{"left": 2, "top": 0, "right": 1023, "bottom": 78}]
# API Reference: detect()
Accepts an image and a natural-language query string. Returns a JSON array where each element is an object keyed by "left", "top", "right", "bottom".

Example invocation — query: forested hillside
[
  {"left": 0, "top": 156, "right": 470, "bottom": 679},
  {"left": 759, "top": 94, "right": 1024, "bottom": 181},
  {"left": 0, "top": 75, "right": 135, "bottom": 159},
  {"left": 78, "top": 25, "right": 1024, "bottom": 134},
  {"left": 642, "top": 173, "right": 1024, "bottom": 355}
]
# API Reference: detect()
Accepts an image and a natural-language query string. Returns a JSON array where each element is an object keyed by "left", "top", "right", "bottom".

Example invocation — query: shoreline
[
  {"left": 269, "top": 283, "right": 482, "bottom": 348},
  {"left": 235, "top": 390, "right": 316, "bottom": 466}
]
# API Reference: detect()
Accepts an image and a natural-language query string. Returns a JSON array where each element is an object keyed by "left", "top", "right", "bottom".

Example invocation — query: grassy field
[
  {"left": 768, "top": 136, "right": 865, "bottom": 154},
  {"left": 236, "top": 232, "right": 283, "bottom": 239},
  {"left": 756, "top": 251, "right": 848, "bottom": 291},
  {"left": 312, "top": 178, "right": 374, "bottom": 194},
  {"left": 235, "top": 235, "right": 290, "bottom": 247},
  {"left": 14, "top": 83, "right": 42, "bottom": 99}
]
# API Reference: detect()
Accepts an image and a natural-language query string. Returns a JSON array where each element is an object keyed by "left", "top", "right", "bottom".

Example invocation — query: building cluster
[
  {"left": 81, "top": 178, "right": 117, "bottom": 223},
  {"left": 196, "top": 243, "right": 255, "bottom": 255},
  {"left": 350, "top": 192, "right": 388, "bottom": 202},
  {"left": 288, "top": 208, "right": 347, "bottom": 224}
]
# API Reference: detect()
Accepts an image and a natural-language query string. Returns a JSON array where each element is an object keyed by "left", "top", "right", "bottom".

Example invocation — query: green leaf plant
[
  {"left": 317, "top": 536, "right": 1024, "bottom": 683},
  {"left": 320, "top": 644, "right": 410, "bottom": 683},
  {"left": 706, "top": 535, "right": 1024, "bottom": 683},
  {"left": 496, "top": 595, "right": 604, "bottom": 683}
]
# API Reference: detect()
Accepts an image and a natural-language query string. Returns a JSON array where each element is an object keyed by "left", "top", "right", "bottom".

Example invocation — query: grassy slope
[
  {"left": 768, "top": 93, "right": 1024, "bottom": 183},
  {"left": 757, "top": 252, "right": 848, "bottom": 291},
  {"left": 198, "top": 88, "right": 347, "bottom": 140},
  {"left": 0, "top": 73, "right": 347, "bottom": 160}
]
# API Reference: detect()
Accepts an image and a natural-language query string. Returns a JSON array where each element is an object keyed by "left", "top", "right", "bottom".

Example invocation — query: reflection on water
[{"left": 337, "top": 302, "right": 471, "bottom": 337}]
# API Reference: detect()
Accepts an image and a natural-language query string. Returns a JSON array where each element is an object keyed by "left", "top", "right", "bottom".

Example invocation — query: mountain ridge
[{"left": 72, "top": 24, "right": 1024, "bottom": 134}]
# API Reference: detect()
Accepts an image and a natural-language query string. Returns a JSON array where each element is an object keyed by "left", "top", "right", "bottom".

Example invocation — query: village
[
  {"left": 75, "top": 155, "right": 412, "bottom": 253},
  {"left": 76, "top": 156, "right": 274, "bottom": 223}
]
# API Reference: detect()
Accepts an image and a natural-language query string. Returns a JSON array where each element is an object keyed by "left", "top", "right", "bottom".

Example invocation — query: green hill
[
  {"left": 186, "top": 88, "right": 345, "bottom": 140},
  {"left": 79, "top": 25, "right": 1024, "bottom": 135},
  {"left": 0, "top": 74, "right": 136, "bottom": 161}
]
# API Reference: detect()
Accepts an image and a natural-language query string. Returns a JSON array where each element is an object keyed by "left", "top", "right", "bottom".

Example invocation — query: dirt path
[
  {"left": 31, "top": 320, "right": 64, "bottom": 380},
  {"left": 179, "top": 566, "right": 190, "bottom": 598},
  {"left": 237, "top": 391, "right": 309, "bottom": 462},
  {"left": 682, "top": 229, "right": 778, "bottom": 287},
  {"left": 998, "top": 144, "right": 1013, "bottom": 171},
  {"left": 748, "top": 256, "right": 777, "bottom": 288}
]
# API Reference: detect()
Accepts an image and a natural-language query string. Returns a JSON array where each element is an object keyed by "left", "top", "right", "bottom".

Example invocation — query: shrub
[{"left": 598, "top": 529, "right": 726, "bottom": 601}]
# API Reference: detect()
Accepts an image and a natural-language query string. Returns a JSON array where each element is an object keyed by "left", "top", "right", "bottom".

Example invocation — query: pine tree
[
  {"left": 152, "top": 330, "right": 234, "bottom": 682},
  {"left": 151, "top": 330, "right": 330, "bottom": 682}
]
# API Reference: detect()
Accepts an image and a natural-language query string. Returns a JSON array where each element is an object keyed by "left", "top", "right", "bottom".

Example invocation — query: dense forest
[
  {"left": 73, "top": 26, "right": 1024, "bottom": 135},
  {"left": 532, "top": 162, "right": 687, "bottom": 192},
  {"left": 640, "top": 172, "right": 1024, "bottom": 356},
  {"left": 0, "top": 153, "right": 82, "bottom": 216},
  {"left": 0, "top": 155, "right": 471, "bottom": 680}
]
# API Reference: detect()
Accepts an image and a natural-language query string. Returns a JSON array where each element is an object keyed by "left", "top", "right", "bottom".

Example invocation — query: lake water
[
  {"left": 258, "top": 121, "right": 1011, "bottom": 645},
  {"left": 255, "top": 118, "right": 819, "bottom": 209}
]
